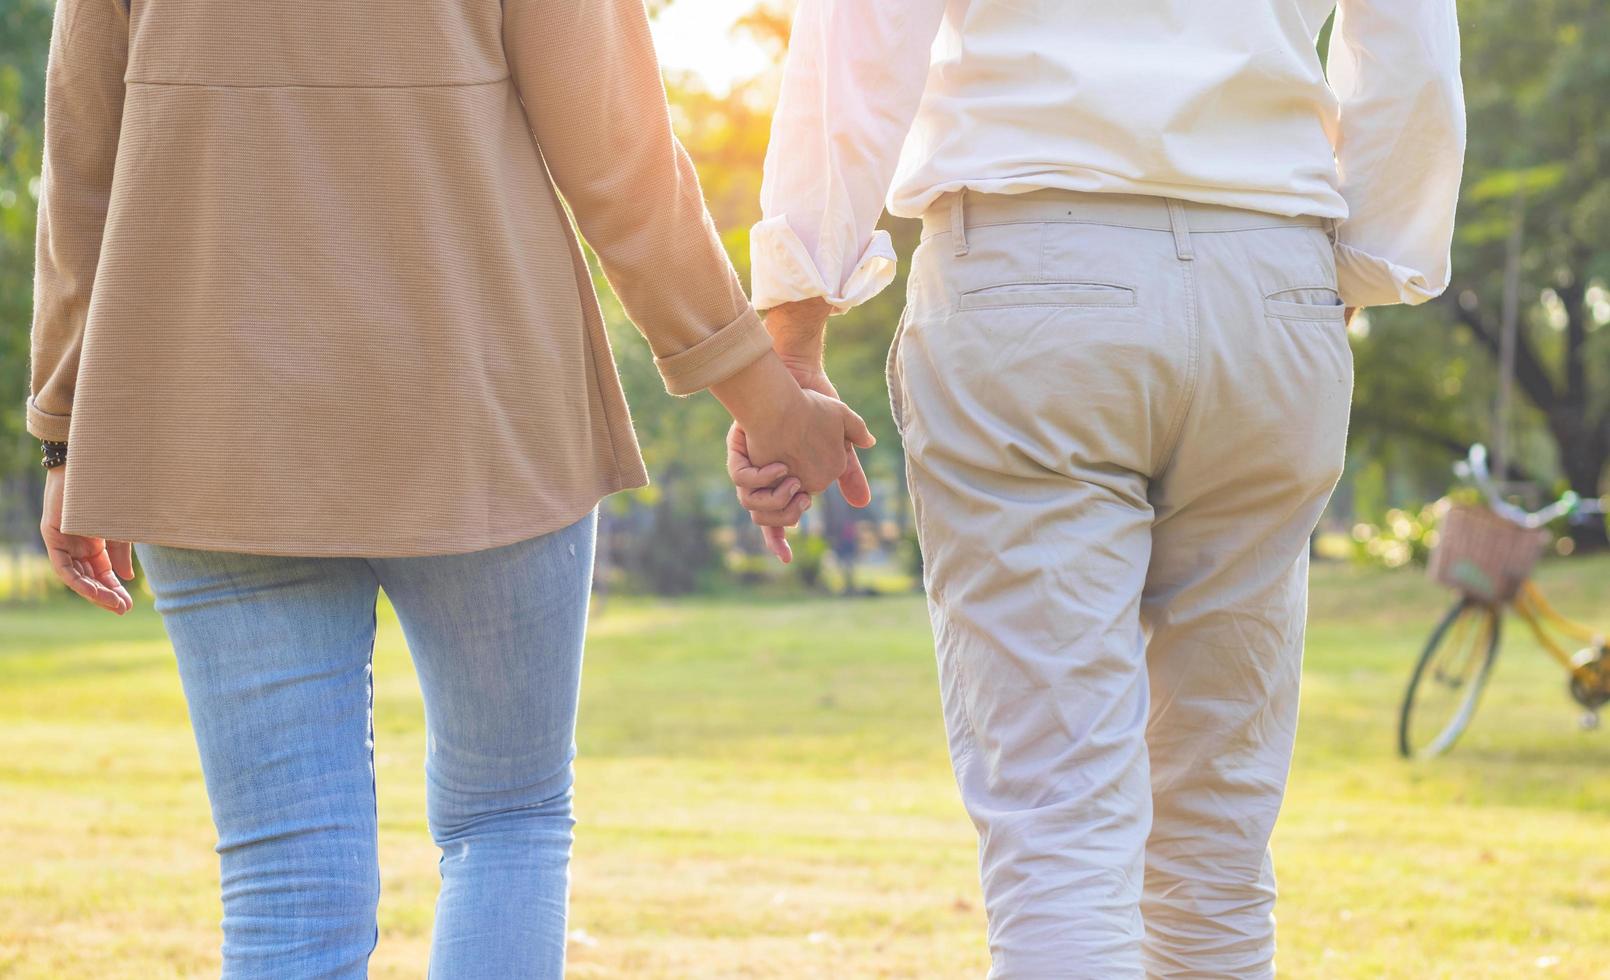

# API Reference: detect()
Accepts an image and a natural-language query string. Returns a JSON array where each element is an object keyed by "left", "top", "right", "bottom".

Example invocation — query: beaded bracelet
[{"left": 40, "top": 440, "right": 68, "bottom": 469}]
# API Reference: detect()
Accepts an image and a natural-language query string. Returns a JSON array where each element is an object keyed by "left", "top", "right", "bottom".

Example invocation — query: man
[{"left": 736, "top": 1, "right": 1464, "bottom": 976}]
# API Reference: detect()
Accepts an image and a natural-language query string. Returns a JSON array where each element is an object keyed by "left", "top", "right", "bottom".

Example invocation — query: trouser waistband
[{"left": 922, "top": 188, "right": 1335, "bottom": 261}]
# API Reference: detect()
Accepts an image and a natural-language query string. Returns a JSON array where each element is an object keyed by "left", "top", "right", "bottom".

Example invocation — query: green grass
[{"left": 2, "top": 558, "right": 1608, "bottom": 978}]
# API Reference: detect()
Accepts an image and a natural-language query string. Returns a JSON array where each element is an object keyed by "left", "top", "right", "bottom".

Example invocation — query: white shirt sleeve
[
  {"left": 749, "top": 0, "right": 948, "bottom": 313},
  {"left": 1326, "top": 0, "right": 1466, "bottom": 308}
]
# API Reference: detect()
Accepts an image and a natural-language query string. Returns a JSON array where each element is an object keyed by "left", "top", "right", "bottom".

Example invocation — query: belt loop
[
  {"left": 951, "top": 189, "right": 970, "bottom": 257},
  {"left": 1165, "top": 199, "right": 1193, "bottom": 261},
  {"left": 1325, "top": 216, "right": 1341, "bottom": 246}
]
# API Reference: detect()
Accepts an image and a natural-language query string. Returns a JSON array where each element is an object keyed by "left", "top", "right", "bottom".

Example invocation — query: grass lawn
[{"left": 1, "top": 556, "right": 1608, "bottom": 978}]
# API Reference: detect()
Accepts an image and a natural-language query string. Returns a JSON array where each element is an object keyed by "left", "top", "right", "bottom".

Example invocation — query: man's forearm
[{"left": 763, "top": 298, "right": 832, "bottom": 360}]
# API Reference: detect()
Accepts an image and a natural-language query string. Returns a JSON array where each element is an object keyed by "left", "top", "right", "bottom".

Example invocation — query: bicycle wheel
[{"left": 1398, "top": 597, "right": 1503, "bottom": 758}]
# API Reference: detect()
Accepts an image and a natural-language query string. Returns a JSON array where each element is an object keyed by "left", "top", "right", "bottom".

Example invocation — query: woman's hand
[
  {"left": 773, "top": 365, "right": 872, "bottom": 507},
  {"left": 734, "top": 363, "right": 874, "bottom": 563},
  {"left": 40, "top": 465, "right": 135, "bottom": 614},
  {"left": 709, "top": 349, "right": 875, "bottom": 563},
  {"left": 726, "top": 300, "right": 880, "bottom": 562},
  {"left": 709, "top": 350, "right": 874, "bottom": 485},
  {"left": 740, "top": 385, "right": 874, "bottom": 495},
  {"left": 725, "top": 391, "right": 872, "bottom": 563},
  {"left": 760, "top": 298, "right": 871, "bottom": 505}
]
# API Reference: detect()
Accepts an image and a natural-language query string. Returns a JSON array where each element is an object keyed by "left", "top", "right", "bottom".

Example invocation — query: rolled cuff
[
  {"left": 749, "top": 216, "right": 898, "bottom": 313},
  {"left": 25, "top": 396, "right": 72, "bottom": 442},
  {"left": 1334, "top": 241, "right": 1449, "bottom": 308},
  {"left": 653, "top": 306, "right": 773, "bottom": 396}
]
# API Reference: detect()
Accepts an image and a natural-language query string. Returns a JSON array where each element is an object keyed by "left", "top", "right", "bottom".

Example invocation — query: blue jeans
[{"left": 135, "top": 511, "right": 596, "bottom": 979}]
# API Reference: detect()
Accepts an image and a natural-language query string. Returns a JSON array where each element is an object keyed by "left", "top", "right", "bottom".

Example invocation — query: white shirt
[{"left": 750, "top": 0, "right": 1466, "bottom": 312}]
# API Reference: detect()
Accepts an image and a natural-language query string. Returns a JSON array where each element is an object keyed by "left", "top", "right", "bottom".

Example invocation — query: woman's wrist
[
  {"left": 707, "top": 350, "right": 808, "bottom": 435},
  {"left": 40, "top": 440, "right": 68, "bottom": 469}
]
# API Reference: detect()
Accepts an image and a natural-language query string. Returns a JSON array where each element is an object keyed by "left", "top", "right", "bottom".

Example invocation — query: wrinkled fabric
[
  {"left": 753, "top": 0, "right": 1464, "bottom": 312},
  {"left": 892, "top": 190, "right": 1353, "bottom": 978}
]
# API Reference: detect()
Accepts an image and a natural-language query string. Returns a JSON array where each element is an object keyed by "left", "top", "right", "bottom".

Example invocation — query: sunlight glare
[{"left": 651, "top": 0, "right": 775, "bottom": 95}]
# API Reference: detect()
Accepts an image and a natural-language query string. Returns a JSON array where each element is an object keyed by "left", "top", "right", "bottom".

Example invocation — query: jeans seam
[{"left": 364, "top": 595, "right": 380, "bottom": 963}]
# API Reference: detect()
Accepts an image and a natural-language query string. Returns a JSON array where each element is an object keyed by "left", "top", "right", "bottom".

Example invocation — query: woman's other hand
[{"left": 40, "top": 465, "right": 135, "bottom": 613}]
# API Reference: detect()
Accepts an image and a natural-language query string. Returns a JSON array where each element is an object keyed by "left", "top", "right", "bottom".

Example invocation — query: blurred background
[{"left": 1, "top": 1, "right": 1607, "bottom": 977}]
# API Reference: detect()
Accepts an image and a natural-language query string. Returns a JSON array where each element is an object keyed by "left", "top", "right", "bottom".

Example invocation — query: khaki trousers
[{"left": 890, "top": 190, "right": 1354, "bottom": 979}]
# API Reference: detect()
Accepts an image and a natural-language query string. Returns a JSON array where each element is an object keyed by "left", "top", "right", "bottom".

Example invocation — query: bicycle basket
[{"left": 1428, "top": 504, "right": 1549, "bottom": 603}]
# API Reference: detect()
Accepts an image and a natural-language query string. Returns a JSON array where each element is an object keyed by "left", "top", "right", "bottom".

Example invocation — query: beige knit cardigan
[{"left": 26, "top": 0, "right": 773, "bottom": 556}]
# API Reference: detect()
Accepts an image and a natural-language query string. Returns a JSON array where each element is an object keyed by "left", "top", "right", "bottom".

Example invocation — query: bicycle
[{"left": 1397, "top": 445, "right": 1609, "bottom": 759}]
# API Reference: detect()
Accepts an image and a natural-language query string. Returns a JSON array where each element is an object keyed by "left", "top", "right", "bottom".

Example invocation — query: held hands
[
  {"left": 716, "top": 365, "right": 874, "bottom": 562},
  {"left": 708, "top": 339, "right": 874, "bottom": 560},
  {"left": 723, "top": 299, "right": 874, "bottom": 564}
]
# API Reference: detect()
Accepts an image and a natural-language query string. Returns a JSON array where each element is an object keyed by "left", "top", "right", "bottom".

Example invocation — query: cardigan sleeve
[
  {"left": 26, "top": 0, "right": 129, "bottom": 442},
  {"left": 502, "top": 0, "right": 772, "bottom": 396}
]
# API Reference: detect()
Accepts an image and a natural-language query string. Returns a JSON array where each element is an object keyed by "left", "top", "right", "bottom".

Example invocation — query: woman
[{"left": 27, "top": 0, "right": 868, "bottom": 975}]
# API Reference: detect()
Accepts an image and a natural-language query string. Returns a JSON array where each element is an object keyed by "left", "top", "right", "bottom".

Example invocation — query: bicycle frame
[{"left": 1509, "top": 581, "right": 1606, "bottom": 683}]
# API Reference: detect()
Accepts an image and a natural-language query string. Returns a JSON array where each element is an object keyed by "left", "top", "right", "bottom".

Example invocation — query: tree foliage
[
  {"left": 0, "top": 0, "right": 52, "bottom": 475},
  {"left": 1351, "top": 0, "right": 1608, "bottom": 545}
]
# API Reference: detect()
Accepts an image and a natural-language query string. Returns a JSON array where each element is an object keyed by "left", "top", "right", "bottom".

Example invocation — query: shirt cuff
[
  {"left": 652, "top": 306, "right": 774, "bottom": 396},
  {"left": 749, "top": 216, "right": 899, "bottom": 313},
  {"left": 25, "top": 396, "right": 72, "bottom": 442},
  {"left": 1334, "top": 241, "right": 1449, "bottom": 308}
]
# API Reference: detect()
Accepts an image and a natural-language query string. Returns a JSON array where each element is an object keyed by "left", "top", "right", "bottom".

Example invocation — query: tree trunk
[
  {"left": 1552, "top": 275, "right": 1606, "bottom": 552},
  {"left": 1559, "top": 435, "right": 1608, "bottom": 552}
]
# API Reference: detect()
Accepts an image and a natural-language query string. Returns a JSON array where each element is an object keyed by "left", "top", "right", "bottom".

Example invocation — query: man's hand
[
  {"left": 728, "top": 424, "right": 811, "bottom": 535},
  {"left": 40, "top": 465, "right": 134, "bottom": 614}
]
